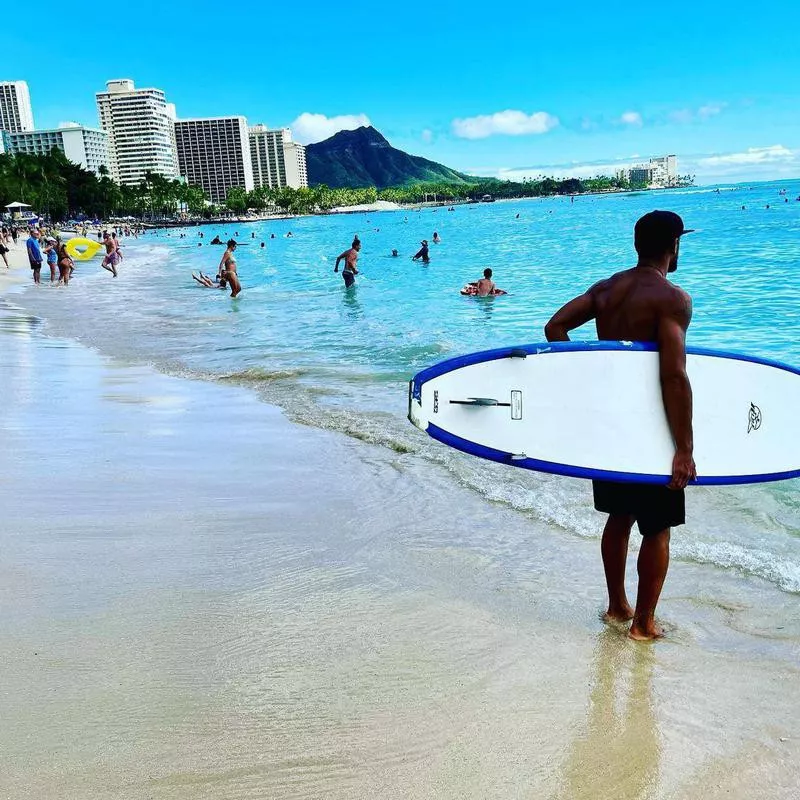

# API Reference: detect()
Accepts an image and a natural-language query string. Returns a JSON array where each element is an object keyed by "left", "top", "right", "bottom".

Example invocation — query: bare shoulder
[
  {"left": 588, "top": 268, "right": 633, "bottom": 295},
  {"left": 663, "top": 281, "right": 692, "bottom": 324}
]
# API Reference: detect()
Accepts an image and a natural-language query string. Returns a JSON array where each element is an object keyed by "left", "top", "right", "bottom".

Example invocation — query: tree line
[{"left": 1, "top": 150, "right": 693, "bottom": 222}]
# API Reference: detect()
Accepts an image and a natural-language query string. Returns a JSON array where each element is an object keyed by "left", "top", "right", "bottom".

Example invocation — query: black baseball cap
[{"left": 635, "top": 210, "right": 694, "bottom": 242}]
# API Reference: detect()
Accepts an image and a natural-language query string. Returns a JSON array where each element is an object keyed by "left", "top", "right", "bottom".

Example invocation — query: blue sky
[{"left": 10, "top": 0, "right": 800, "bottom": 183}]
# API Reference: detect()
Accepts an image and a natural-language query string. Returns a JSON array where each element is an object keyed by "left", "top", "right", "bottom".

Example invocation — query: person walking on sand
[
  {"left": 26, "top": 228, "right": 44, "bottom": 284},
  {"left": 544, "top": 210, "right": 696, "bottom": 641},
  {"left": 334, "top": 240, "right": 361, "bottom": 288},
  {"left": 218, "top": 239, "right": 242, "bottom": 297},
  {"left": 412, "top": 240, "right": 430, "bottom": 263}
]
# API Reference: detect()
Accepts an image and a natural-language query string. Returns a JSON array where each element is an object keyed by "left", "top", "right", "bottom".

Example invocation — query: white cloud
[
  {"left": 290, "top": 112, "right": 371, "bottom": 144},
  {"left": 421, "top": 128, "right": 433, "bottom": 143},
  {"left": 451, "top": 110, "right": 559, "bottom": 139},
  {"left": 620, "top": 111, "right": 643, "bottom": 127},
  {"left": 669, "top": 103, "right": 727, "bottom": 124},
  {"left": 695, "top": 144, "right": 795, "bottom": 167},
  {"left": 697, "top": 103, "right": 725, "bottom": 119}
]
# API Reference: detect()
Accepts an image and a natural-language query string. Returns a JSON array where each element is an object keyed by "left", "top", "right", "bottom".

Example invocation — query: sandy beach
[
  {"left": 0, "top": 234, "right": 33, "bottom": 290},
  {"left": 1, "top": 232, "right": 799, "bottom": 799}
]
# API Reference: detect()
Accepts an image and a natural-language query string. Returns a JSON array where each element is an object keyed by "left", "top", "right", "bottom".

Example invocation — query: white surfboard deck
[{"left": 408, "top": 341, "right": 800, "bottom": 485}]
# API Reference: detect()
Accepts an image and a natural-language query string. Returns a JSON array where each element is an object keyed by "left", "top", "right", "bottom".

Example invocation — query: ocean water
[{"left": 13, "top": 181, "right": 800, "bottom": 595}]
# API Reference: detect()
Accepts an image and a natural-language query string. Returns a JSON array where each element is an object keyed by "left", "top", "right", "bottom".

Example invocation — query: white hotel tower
[
  {"left": 0, "top": 80, "right": 35, "bottom": 133},
  {"left": 249, "top": 125, "right": 308, "bottom": 190},
  {"left": 96, "top": 79, "right": 178, "bottom": 185}
]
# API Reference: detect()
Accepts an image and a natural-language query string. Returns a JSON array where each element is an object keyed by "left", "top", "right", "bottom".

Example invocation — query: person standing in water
[
  {"left": 413, "top": 240, "right": 430, "bottom": 263},
  {"left": 544, "top": 210, "right": 695, "bottom": 641},
  {"left": 26, "top": 228, "right": 43, "bottom": 284},
  {"left": 218, "top": 239, "right": 242, "bottom": 297},
  {"left": 334, "top": 240, "right": 361, "bottom": 288},
  {"left": 57, "top": 239, "right": 74, "bottom": 285},
  {"left": 43, "top": 236, "right": 59, "bottom": 283}
]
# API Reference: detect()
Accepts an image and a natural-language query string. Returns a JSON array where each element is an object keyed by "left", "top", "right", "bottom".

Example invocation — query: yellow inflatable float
[{"left": 65, "top": 237, "right": 103, "bottom": 261}]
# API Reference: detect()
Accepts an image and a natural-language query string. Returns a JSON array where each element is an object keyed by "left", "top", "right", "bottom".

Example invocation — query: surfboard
[{"left": 407, "top": 341, "right": 800, "bottom": 485}]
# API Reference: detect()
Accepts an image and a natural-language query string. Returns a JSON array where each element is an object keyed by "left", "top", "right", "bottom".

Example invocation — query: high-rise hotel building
[
  {"left": 249, "top": 126, "right": 308, "bottom": 190},
  {"left": 0, "top": 81, "right": 35, "bottom": 133},
  {"left": 174, "top": 116, "right": 254, "bottom": 203},
  {"left": 5, "top": 123, "right": 109, "bottom": 175},
  {"left": 96, "top": 79, "right": 178, "bottom": 185}
]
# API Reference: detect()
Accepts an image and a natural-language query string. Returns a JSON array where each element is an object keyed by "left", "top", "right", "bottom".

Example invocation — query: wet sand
[{"left": 0, "top": 296, "right": 799, "bottom": 799}]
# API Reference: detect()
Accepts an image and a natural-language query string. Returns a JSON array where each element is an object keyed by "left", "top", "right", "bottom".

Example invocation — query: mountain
[{"left": 305, "top": 126, "right": 472, "bottom": 188}]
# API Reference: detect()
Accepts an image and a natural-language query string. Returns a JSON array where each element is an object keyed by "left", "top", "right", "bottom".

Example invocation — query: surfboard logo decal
[
  {"left": 748, "top": 403, "right": 762, "bottom": 433},
  {"left": 433, "top": 390, "right": 439, "bottom": 414}
]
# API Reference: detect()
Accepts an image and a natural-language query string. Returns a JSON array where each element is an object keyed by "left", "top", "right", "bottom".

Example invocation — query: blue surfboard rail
[{"left": 408, "top": 340, "right": 800, "bottom": 486}]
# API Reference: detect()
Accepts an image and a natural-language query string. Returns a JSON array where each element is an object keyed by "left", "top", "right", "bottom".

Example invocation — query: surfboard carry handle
[
  {"left": 450, "top": 397, "right": 511, "bottom": 407},
  {"left": 509, "top": 349, "right": 528, "bottom": 359}
]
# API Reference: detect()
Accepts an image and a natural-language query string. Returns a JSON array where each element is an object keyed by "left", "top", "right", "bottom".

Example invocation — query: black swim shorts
[
  {"left": 343, "top": 271, "right": 355, "bottom": 288},
  {"left": 592, "top": 480, "right": 685, "bottom": 537}
]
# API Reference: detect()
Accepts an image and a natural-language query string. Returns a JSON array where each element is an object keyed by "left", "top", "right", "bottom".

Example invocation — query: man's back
[
  {"left": 476, "top": 277, "right": 495, "bottom": 296},
  {"left": 590, "top": 267, "right": 690, "bottom": 343},
  {"left": 343, "top": 247, "right": 358, "bottom": 272},
  {"left": 543, "top": 209, "right": 697, "bottom": 640}
]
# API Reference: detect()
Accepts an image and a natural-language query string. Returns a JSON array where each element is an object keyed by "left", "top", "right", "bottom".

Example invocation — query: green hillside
[{"left": 306, "top": 126, "right": 472, "bottom": 188}]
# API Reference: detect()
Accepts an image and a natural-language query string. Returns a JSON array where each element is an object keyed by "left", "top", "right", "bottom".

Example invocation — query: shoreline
[{"left": 2, "top": 235, "right": 800, "bottom": 797}]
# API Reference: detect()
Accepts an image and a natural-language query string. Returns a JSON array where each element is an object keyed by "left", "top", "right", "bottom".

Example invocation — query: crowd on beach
[{"left": 1, "top": 221, "right": 142, "bottom": 285}]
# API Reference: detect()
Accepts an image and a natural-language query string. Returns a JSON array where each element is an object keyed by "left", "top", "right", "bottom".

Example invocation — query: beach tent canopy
[{"left": 5, "top": 201, "right": 32, "bottom": 209}]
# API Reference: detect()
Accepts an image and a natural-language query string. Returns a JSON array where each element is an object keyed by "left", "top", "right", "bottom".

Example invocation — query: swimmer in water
[
  {"left": 432, "top": 232, "right": 441, "bottom": 243},
  {"left": 473, "top": 268, "right": 500, "bottom": 296},
  {"left": 218, "top": 239, "right": 242, "bottom": 297},
  {"left": 391, "top": 249, "right": 398, "bottom": 257},
  {"left": 412, "top": 240, "right": 430, "bottom": 263},
  {"left": 192, "top": 271, "right": 222, "bottom": 288}
]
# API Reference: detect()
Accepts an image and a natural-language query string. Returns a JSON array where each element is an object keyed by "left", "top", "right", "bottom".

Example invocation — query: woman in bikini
[
  {"left": 217, "top": 239, "right": 241, "bottom": 297},
  {"left": 57, "top": 240, "right": 74, "bottom": 285}
]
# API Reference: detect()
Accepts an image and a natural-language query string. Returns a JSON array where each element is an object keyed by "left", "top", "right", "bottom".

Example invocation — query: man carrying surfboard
[{"left": 544, "top": 210, "right": 696, "bottom": 641}]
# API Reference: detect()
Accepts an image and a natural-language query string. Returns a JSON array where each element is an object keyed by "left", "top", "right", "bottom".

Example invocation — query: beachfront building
[
  {"left": 96, "top": 79, "right": 179, "bottom": 186},
  {"left": 616, "top": 155, "right": 679, "bottom": 187},
  {"left": 249, "top": 126, "right": 308, "bottom": 190},
  {"left": 650, "top": 155, "right": 678, "bottom": 186},
  {"left": 5, "top": 123, "right": 110, "bottom": 175},
  {"left": 174, "top": 116, "right": 254, "bottom": 204},
  {"left": 0, "top": 81, "right": 35, "bottom": 133}
]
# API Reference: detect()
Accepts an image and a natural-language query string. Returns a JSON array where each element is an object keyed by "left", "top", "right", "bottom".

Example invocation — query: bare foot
[
  {"left": 628, "top": 622, "right": 664, "bottom": 641},
  {"left": 602, "top": 604, "right": 634, "bottom": 624}
]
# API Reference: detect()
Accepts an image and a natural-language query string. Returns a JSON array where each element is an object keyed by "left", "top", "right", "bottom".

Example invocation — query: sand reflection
[{"left": 553, "top": 629, "right": 661, "bottom": 800}]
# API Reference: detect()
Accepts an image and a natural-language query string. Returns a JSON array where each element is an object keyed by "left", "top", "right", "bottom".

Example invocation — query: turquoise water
[{"left": 13, "top": 181, "right": 800, "bottom": 593}]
